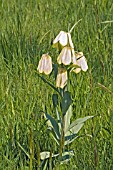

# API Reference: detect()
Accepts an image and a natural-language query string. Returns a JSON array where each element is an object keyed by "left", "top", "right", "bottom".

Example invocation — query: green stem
[
  {"left": 37, "top": 73, "right": 62, "bottom": 97},
  {"left": 49, "top": 150, "right": 52, "bottom": 170},
  {"left": 69, "top": 19, "right": 82, "bottom": 33},
  {"left": 59, "top": 88, "right": 66, "bottom": 157},
  {"left": 29, "top": 128, "right": 33, "bottom": 170},
  {"left": 59, "top": 115, "right": 65, "bottom": 157},
  {"left": 37, "top": 143, "right": 41, "bottom": 170}
]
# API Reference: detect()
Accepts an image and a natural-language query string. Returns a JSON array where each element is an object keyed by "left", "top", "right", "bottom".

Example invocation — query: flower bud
[{"left": 56, "top": 68, "right": 67, "bottom": 89}]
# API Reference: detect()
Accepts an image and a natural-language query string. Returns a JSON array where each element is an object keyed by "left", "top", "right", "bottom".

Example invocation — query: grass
[{"left": 0, "top": 0, "right": 113, "bottom": 169}]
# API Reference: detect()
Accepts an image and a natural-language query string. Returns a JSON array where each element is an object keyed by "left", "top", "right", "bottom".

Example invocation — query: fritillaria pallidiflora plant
[{"left": 37, "top": 20, "right": 93, "bottom": 169}]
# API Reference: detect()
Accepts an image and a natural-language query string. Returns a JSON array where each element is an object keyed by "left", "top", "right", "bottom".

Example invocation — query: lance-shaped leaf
[
  {"left": 61, "top": 91, "right": 72, "bottom": 115},
  {"left": 66, "top": 116, "right": 94, "bottom": 136},
  {"left": 53, "top": 63, "right": 58, "bottom": 80},
  {"left": 60, "top": 151, "right": 74, "bottom": 164},
  {"left": 64, "top": 105, "right": 72, "bottom": 134},
  {"left": 40, "top": 150, "right": 74, "bottom": 163},
  {"left": 42, "top": 159, "right": 48, "bottom": 170},
  {"left": 44, "top": 112, "right": 60, "bottom": 139},
  {"left": 40, "top": 152, "right": 50, "bottom": 160},
  {"left": 52, "top": 94, "right": 58, "bottom": 108},
  {"left": 64, "top": 116, "right": 94, "bottom": 145},
  {"left": 37, "top": 74, "right": 61, "bottom": 96},
  {"left": 64, "top": 133, "right": 79, "bottom": 145},
  {"left": 17, "top": 141, "right": 30, "bottom": 159},
  {"left": 65, "top": 123, "right": 84, "bottom": 137},
  {"left": 40, "top": 151, "right": 59, "bottom": 160},
  {"left": 52, "top": 94, "right": 61, "bottom": 127},
  {"left": 48, "top": 127, "right": 60, "bottom": 145}
]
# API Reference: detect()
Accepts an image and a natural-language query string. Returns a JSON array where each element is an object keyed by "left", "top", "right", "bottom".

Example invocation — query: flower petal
[
  {"left": 57, "top": 47, "right": 72, "bottom": 65},
  {"left": 56, "top": 68, "right": 67, "bottom": 88},
  {"left": 44, "top": 56, "right": 52, "bottom": 75},
  {"left": 62, "top": 47, "right": 71, "bottom": 65},
  {"left": 37, "top": 56, "right": 45, "bottom": 73},
  {"left": 37, "top": 54, "right": 52, "bottom": 75},
  {"left": 59, "top": 31, "right": 68, "bottom": 46},
  {"left": 60, "top": 71, "right": 67, "bottom": 88},
  {"left": 67, "top": 33, "right": 74, "bottom": 48},
  {"left": 80, "top": 56, "right": 88, "bottom": 71},
  {"left": 76, "top": 52, "right": 88, "bottom": 72},
  {"left": 72, "top": 49, "right": 77, "bottom": 65},
  {"left": 53, "top": 31, "right": 68, "bottom": 48},
  {"left": 53, "top": 31, "right": 62, "bottom": 44},
  {"left": 56, "top": 73, "right": 61, "bottom": 88},
  {"left": 73, "top": 68, "right": 81, "bottom": 74}
]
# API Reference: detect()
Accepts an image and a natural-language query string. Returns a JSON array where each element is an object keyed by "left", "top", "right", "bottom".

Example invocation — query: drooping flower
[
  {"left": 76, "top": 52, "right": 88, "bottom": 71},
  {"left": 72, "top": 52, "right": 88, "bottom": 73},
  {"left": 37, "top": 54, "right": 52, "bottom": 75},
  {"left": 53, "top": 31, "right": 74, "bottom": 48},
  {"left": 56, "top": 68, "right": 67, "bottom": 89},
  {"left": 57, "top": 47, "right": 76, "bottom": 65}
]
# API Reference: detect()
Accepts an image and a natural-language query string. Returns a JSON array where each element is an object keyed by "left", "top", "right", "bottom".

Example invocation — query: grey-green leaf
[
  {"left": 40, "top": 152, "right": 51, "bottom": 160},
  {"left": 64, "top": 133, "right": 79, "bottom": 145},
  {"left": 53, "top": 63, "right": 58, "bottom": 80},
  {"left": 45, "top": 112, "right": 60, "bottom": 139},
  {"left": 48, "top": 127, "right": 60, "bottom": 145},
  {"left": 67, "top": 116, "right": 94, "bottom": 132},
  {"left": 37, "top": 74, "right": 61, "bottom": 96},
  {"left": 52, "top": 93, "right": 58, "bottom": 108},
  {"left": 60, "top": 151, "right": 74, "bottom": 164},
  {"left": 64, "top": 105, "right": 72, "bottom": 134},
  {"left": 64, "top": 116, "right": 94, "bottom": 144},
  {"left": 61, "top": 91, "right": 72, "bottom": 115},
  {"left": 43, "top": 159, "right": 48, "bottom": 170},
  {"left": 40, "top": 151, "right": 59, "bottom": 160},
  {"left": 66, "top": 123, "right": 84, "bottom": 137}
]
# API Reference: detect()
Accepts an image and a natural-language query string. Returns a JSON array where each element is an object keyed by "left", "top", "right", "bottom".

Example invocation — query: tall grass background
[{"left": 0, "top": 0, "right": 113, "bottom": 169}]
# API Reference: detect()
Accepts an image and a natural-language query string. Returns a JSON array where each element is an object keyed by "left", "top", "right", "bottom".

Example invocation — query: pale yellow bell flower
[
  {"left": 72, "top": 52, "right": 88, "bottom": 73},
  {"left": 76, "top": 52, "right": 88, "bottom": 71},
  {"left": 37, "top": 54, "right": 52, "bottom": 75},
  {"left": 56, "top": 68, "right": 67, "bottom": 89},
  {"left": 57, "top": 47, "right": 76, "bottom": 65},
  {"left": 53, "top": 31, "right": 74, "bottom": 48}
]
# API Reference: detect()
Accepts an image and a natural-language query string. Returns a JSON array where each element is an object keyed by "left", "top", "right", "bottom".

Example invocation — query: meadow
[{"left": 0, "top": 0, "right": 113, "bottom": 169}]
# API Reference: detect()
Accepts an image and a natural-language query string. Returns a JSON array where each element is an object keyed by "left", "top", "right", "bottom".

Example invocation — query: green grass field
[{"left": 0, "top": 0, "right": 113, "bottom": 169}]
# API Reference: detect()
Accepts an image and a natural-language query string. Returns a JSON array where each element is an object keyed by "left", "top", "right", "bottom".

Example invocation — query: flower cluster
[{"left": 37, "top": 30, "right": 88, "bottom": 88}]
